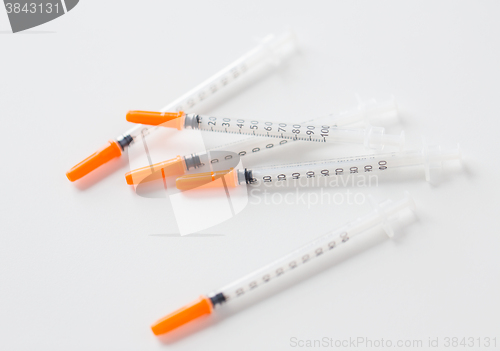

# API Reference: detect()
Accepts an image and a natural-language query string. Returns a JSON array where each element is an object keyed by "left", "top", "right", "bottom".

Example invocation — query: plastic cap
[
  {"left": 176, "top": 169, "right": 237, "bottom": 191},
  {"left": 125, "top": 156, "right": 185, "bottom": 185},
  {"left": 126, "top": 111, "right": 184, "bottom": 127},
  {"left": 66, "top": 140, "right": 122, "bottom": 182},
  {"left": 151, "top": 296, "right": 212, "bottom": 336}
]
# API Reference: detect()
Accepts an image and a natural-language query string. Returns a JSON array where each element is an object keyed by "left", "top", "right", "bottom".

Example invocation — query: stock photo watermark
[
  {"left": 248, "top": 173, "right": 379, "bottom": 208},
  {"left": 3, "top": 0, "right": 79, "bottom": 33},
  {"left": 249, "top": 188, "right": 367, "bottom": 207},
  {"left": 289, "top": 336, "right": 498, "bottom": 348}
]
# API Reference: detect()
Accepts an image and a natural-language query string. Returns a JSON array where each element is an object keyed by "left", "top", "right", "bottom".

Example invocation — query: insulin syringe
[
  {"left": 65, "top": 30, "right": 297, "bottom": 182},
  {"left": 150, "top": 193, "right": 416, "bottom": 335},
  {"left": 125, "top": 110, "right": 404, "bottom": 148},
  {"left": 124, "top": 98, "right": 400, "bottom": 185},
  {"left": 175, "top": 142, "right": 461, "bottom": 190}
]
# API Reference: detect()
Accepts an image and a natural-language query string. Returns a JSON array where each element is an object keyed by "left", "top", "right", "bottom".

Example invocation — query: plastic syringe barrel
[
  {"left": 66, "top": 30, "right": 297, "bottom": 182},
  {"left": 213, "top": 193, "right": 415, "bottom": 302},
  {"left": 243, "top": 143, "right": 460, "bottom": 186}
]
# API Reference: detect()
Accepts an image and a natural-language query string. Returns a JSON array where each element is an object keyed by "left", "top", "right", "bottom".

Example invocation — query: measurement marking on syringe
[
  {"left": 249, "top": 160, "right": 389, "bottom": 184},
  {"left": 226, "top": 234, "right": 348, "bottom": 299}
]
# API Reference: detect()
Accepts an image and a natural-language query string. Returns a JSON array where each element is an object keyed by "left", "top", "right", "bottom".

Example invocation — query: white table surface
[{"left": 1, "top": 1, "right": 499, "bottom": 350}]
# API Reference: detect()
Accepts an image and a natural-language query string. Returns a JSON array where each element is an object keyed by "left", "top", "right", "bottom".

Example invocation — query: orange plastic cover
[
  {"left": 176, "top": 169, "right": 237, "bottom": 191},
  {"left": 151, "top": 296, "right": 212, "bottom": 336},
  {"left": 66, "top": 140, "right": 122, "bottom": 182},
  {"left": 125, "top": 156, "right": 185, "bottom": 185},
  {"left": 126, "top": 111, "right": 185, "bottom": 129}
]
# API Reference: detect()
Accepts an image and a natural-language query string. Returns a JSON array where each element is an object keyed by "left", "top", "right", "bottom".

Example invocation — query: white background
[{"left": 1, "top": 1, "right": 499, "bottom": 350}]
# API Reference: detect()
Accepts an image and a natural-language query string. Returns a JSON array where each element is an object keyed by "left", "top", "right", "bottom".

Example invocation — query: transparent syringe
[
  {"left": 125, "top": 109, "right": 404, "bottom": 147},
  {"left": 150, "top": 193, "right": 416, "bottom": 336},
  {"left": 124, "top": 98, "right": 400, "bottom": 185},
  {"left": 175, "top": 142, "right": 461, "bottom": 190},
  {"left": 65, "top": 30, "right": 297, "bottom": 182}
]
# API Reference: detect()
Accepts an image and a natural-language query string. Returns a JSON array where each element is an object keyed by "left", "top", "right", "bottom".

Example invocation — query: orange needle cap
[
  {"left": 125, "top": 156, "right": 185, "bottom": 185},
  {"left": 126, "top": 111, "right": 184, "bottom": 127},
  {"left": 176, "top": 169, "right": 237, "bottom": 190},
  {"left": 151, "top": 296, "right": 212, "bottom": 336},
  {"left": 66, "top": 140, "right": 122, "bottom": 182}
]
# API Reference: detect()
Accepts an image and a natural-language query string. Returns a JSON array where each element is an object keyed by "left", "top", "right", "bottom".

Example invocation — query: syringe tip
[{"left": 151, "top": 296, "right": 212, "bottom": 335}]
